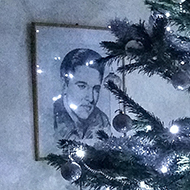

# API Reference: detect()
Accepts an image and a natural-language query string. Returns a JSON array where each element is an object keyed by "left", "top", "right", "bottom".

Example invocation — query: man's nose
[{"left": 85, "top": 87, "right": 94, "bottom": 103}]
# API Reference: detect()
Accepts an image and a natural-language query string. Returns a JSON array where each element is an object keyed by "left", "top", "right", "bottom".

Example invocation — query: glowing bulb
[
  {"left": 54, "top": 57, "right": 58, "bottom": 60},
  {"left": 65, "top": 74, "right": 68, "bottom": 77},
  {"left": 166, "top": 27, "right": 171, "bottom": 31},
  {"left": 37, "top": 69, "right": 43, "bottom": 74},
  {"left": 161, "top": 166, "right": 168, "bottom": 173},
  {"left": 165, "top": 12, "right": 170, "bottom": 17},
  {"left": 177, "top": 86, "right": 184, "bottom": 90},
  {"left": 89, "top": 60, "right": 93, "bottom": 65},
  {"left": 76, "top": 148, "right": 85, "bottom": 158},
  {"left": 69, "top": 73, "right": 74, "bottom": 79},
  {"left": 52, "top": 94, "right": 62, "bottom": 101},
  {"left": 140, "top": 181, "right": 146, "bottom": 188},
  {"left": 180, "top": 61, "right": 185, "bottom": 65},
  {"left": 170, "top": 125, "right": 179, "bottom": 134},
  {"left": 36, "top": 30, "right": 39, "bottom": 33},
  {"left": 86, "top": 62, "right": 89, "bottom": 66},
  {"left": 146, "top": 125, "right": 152, "bottom": 132},
  {"left": 108, "top": 25, "right": 111, "bottom": 29},
  {"left": 69, "top": 104, "right": 77, "bottom": 110}
]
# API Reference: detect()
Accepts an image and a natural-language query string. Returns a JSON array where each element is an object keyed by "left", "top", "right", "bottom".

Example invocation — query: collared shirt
[{"left": 53, "top": 98, "right": 111, "bottom": 141}]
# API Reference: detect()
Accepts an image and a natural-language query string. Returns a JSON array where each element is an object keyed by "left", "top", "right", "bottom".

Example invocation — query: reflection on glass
[
  {"left": 69, "top": 104, "right": 78, "bottom": 110},
  {"left": 52, "top": 94, "right": 62, "bottom": 102}
]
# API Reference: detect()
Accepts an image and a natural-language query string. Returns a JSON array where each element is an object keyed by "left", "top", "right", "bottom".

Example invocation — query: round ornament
[
  {"left": 61, "top": 161, "right": 82, "bottom": 182},
  {"left": 171, "top": 70, "right": 190, "bottom": 91},
  {"left": 104, "top": 72, "right": 122, "bottom": 89},
  {"left": 112, "top": 111, "right": 132, "bottom": 133}
]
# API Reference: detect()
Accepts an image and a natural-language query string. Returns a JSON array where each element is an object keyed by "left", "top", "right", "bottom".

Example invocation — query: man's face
[{"left": 64, "top": 65, "right": 101, "bottom": 119}]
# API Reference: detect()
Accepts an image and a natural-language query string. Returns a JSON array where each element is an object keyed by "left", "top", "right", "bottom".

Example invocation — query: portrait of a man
[{"left": 53, "top": 48, "right": 111, "bottom": 141}]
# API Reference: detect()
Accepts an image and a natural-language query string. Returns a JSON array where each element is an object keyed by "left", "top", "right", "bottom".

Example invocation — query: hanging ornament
[
  {"left": 171, "top": 70, "right": 190, "bottom": 90},
  {"left": 112, "top": 110, "right": 132, "bottom": 133},
  {"left": 125, "top": 39, "right": 144, "bottom": 50},
  {"left": 61, "top": 161, "right": 82, "bottom": 182},
  {"left": 104, "top": 71, "right": 122, "bottom": 89}
]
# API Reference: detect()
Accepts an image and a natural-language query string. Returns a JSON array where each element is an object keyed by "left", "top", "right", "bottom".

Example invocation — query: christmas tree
[{"left": 46, "top": 1, "right": 190, "bottom": 189}]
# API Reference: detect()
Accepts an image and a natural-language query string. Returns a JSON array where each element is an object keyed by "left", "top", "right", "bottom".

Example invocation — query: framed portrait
[{"left": 31, "top": 22, "right": 122, "bottom": 160}]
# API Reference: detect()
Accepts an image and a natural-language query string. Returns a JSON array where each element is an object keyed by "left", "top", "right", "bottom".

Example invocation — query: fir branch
[
  {"left": 106, "top": 80, "right": 164, "bottom": 131},
  {"left": 45, "top": 154, "right": 67, "bottom": 170},
  {"left": 145, "top": 0, "right": 190, "bottom": 33}
]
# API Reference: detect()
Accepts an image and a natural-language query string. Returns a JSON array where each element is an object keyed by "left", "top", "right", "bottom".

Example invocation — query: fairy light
[
  {"left": 170, "top": 125, "right": 179, "bottom": 134},
  {"left": 166, "top": 26, "right": 171, "bottom": 31},
  {"left": 161, "top": 166, "right": 168, "bottom": 173},
  {"left": 165, "top": 12, "right": 170, "bottom": 18},
  {"left": 52, "top": 94, "right": 62, "bottom": 101},
  {"left": 180, "top": 61, "right": 185, "bottom": 65},
  {"left": 146, "top": 125, "right": 152, "bottom": 132},
  {"left": 75, "top": 147, "right": 85, "bottom": 158}
]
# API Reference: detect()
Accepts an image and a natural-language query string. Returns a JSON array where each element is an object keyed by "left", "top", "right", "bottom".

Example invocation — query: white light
[
  {"left": 106, "top": 187, "right": 110, "bottom": 190},
  {"left": 140, "top": 181, "right": 146, "bottom": 188},
  {"left": 165, "top": 12, "right": 170, "bottom": 17},
  {"left": 36, "top": 30, "right": 39, "bottom": 33},
  {"left": 161, "top": 166, "right": 168, "bottom": 173},
  {"left": 65, "top": 74, "right": 68, "bottom": 77},
  {"left": 54, "top": 57, "right": 58, "bottom": 60},
  {"left": 69, "top": 73, "right": 74, "bottom": 79},
  {"left": 108, "top": 25, "right": 111, "bottom": 29},
  {"left": 37, "top": 69, "right": 43, "bottom": 74},
  {"left": 52, "top": 94, "right": 62, "bottom": 102},
  {"left": 76, "top": 148, "right": 85, "bottom": 158},
  {"left": 170, "top": 125, "right": 179, "bottom": 134},
  {"left": 86, "top": 62, "right": 89, "bottom": 66},
  {"left": 166, "top": 27, "right": 171, "bottom": 31},
  {"left": 89, "top": 60, "right": 93, "bottom": 65},
  {"left": 69, "top": 104, "right": 77, "bottom": 110},
  {"left": 146, "top": 125, "right": 152, "bottom": 132},
  {"left": 177, "top": 86, "right": 184, "bottom": 90},
  {"left": 181, "top": 61, "right": 185, "bottom": 65},
  {"left": 36, "top": 65, "right": 39, "bottom": 68}
]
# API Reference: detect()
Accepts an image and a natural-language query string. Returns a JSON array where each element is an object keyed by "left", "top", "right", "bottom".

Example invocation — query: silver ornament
[
  {"left": 112, "top": 111, "right": 132, "bottom": 133},
  {"left": 171, "top": 71, "right": 190, "bottom": 90},
  {"left": 61, "top": 161, "right": 82, "bottom": 182},
  {"left": 104, "top": 72, "right": 122, "bottom": 89}
]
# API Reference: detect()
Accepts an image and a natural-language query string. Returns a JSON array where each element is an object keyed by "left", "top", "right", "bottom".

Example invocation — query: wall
[{"left": 0, "top": 0, "right": 189, "bottom": 190}]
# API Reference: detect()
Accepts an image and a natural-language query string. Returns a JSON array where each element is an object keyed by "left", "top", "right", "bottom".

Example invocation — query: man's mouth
[{"left": 80, "top": 105, "right": 93, "bottom": 111}]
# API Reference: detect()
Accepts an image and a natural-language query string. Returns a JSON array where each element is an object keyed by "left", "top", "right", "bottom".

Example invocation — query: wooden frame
[{"left": 31, "top": 22, "right": 119, "bottom": 160}]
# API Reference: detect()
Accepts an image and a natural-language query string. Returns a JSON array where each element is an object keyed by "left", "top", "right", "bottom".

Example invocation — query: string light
[
  {"left": 170, "top": 125, "right": 179, "bottom": 134},
  {"left": 165, "top": 12, "right": 170, "bottom": 17},
  {"left": 161, "top": 165, "right": 168, "bottom": 173},
  {"left": 52, "top": 94, "right": 62, "bottom": 102},
  {"left": 75, "top": 147, "right": 85, "bottom": 158}
]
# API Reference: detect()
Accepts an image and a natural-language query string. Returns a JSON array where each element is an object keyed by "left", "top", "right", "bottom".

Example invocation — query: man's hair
[{"left": 60, "top": 48, "right": 104, "bottom": 82}]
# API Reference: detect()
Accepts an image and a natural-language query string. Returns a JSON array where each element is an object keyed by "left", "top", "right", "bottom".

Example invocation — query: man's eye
[
  {"left": 77, "top": 84, "right": 86, "bottom": 89},
  {"left": 94, "top": 85, "right": 101, "bottom": 93}
]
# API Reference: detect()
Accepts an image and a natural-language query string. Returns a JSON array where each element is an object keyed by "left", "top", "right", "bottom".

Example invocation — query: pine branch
[
  {"left": 145, "top": 0, "right": 190, "bottom": 34},
  {"left": 106, "top": 81, "right": 164, "bottom": 131}
]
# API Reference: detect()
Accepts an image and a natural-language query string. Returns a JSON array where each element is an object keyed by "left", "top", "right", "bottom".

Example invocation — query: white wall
[{"left": 0, "top": 0, "right": 189, "bottom": 190}]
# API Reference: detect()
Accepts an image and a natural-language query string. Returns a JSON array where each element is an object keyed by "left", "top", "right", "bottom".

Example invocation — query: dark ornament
[
  {"left": 171, "top": 70, "right": 190, "bottom": 91},
  {"left": 112, "top": 111, "right": 132, "bottom": 133},
  {"left": 61, "top": 161, "right": 82, "bottom": 182},
  {"left": 104, "top": 72, "right": 122, "bottom": 89}
]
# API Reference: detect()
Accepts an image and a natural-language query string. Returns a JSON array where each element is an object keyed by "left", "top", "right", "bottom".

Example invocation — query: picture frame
[{"left": 31, "top": 22, "right": 120, "bottom": 161}]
